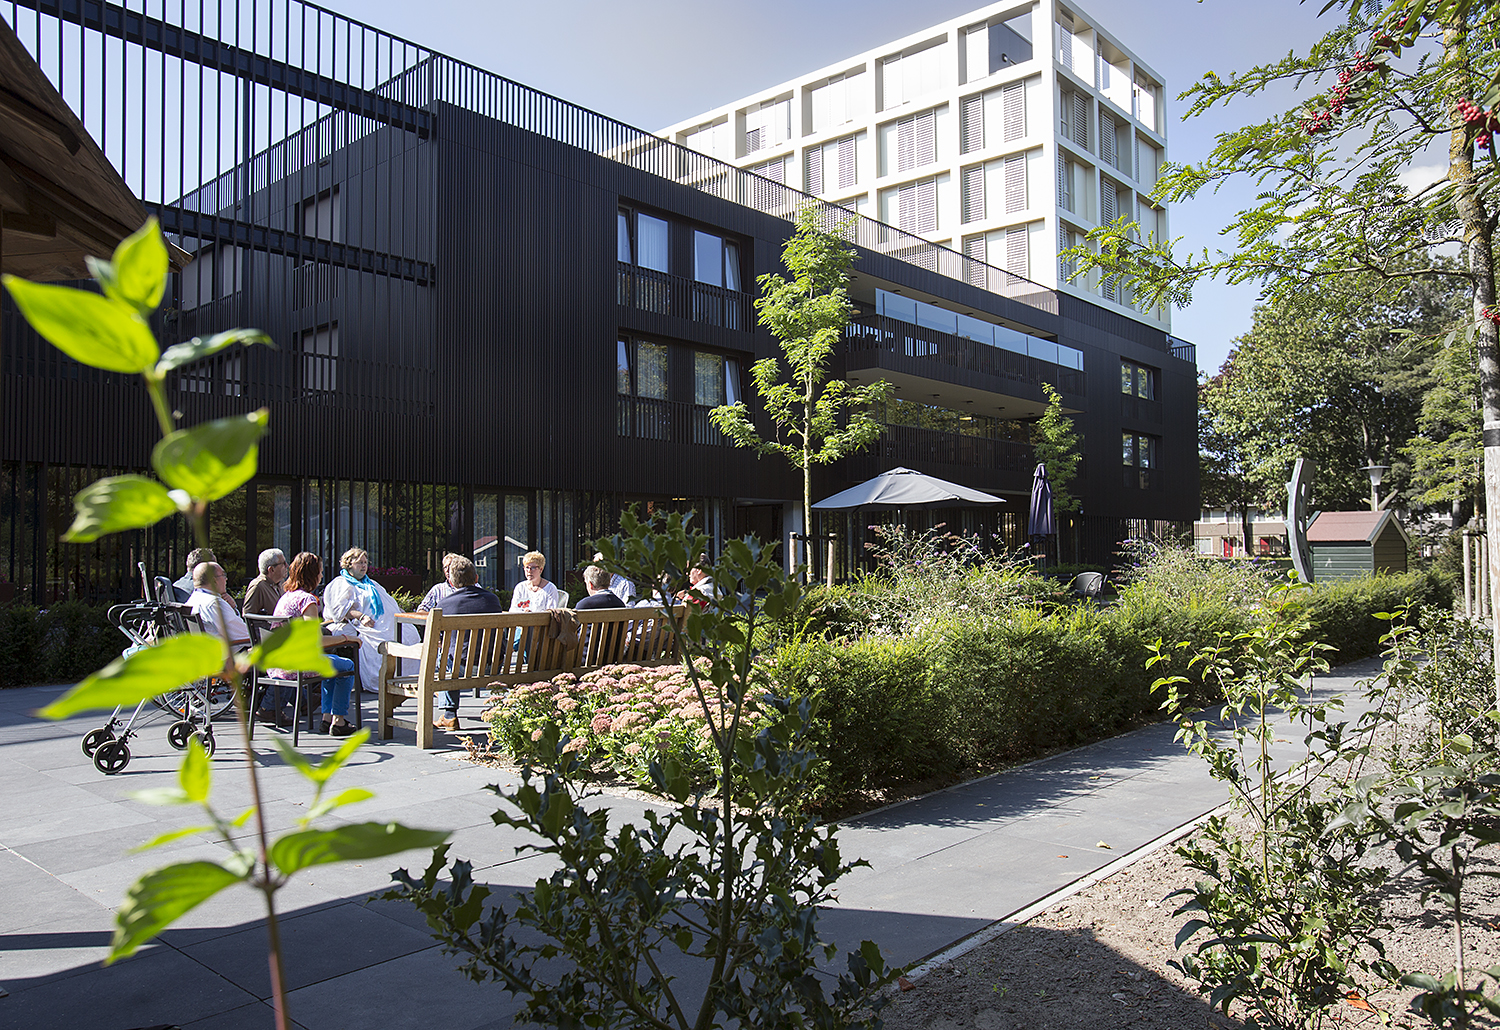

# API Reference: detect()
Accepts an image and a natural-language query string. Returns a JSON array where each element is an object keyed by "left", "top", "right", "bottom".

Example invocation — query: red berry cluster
[
  {"left": 1481, "top": 307, "right": 1500, "bottom": 326},
  {"left": 1301, "top": 51, "right": 1378, "bottom": 135},
  {"left": 1457, "top": 98, "right": 1500, "bottom": 150}
]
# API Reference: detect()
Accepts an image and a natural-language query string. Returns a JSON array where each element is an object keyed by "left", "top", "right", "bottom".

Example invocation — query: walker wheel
[
  {"left": 81, "top": 727, "right": 114, "bottom": 757},
  {"left": 167, "top": 720, "right": 194, "bottom": 750},
  {"left": 93, "top": 740, "right": 131, "bottom": 775},
  {"left": 196, "top": 728, "right": 217, "bottom": 758}
]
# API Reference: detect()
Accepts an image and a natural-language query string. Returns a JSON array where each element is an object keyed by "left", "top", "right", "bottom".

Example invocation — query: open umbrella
[
  {"left": 1029, "top": 462, "right": 1055, "bottom": 542},
  {"left": 811, "top": 467, "right": 1005, "bottom": 510}
]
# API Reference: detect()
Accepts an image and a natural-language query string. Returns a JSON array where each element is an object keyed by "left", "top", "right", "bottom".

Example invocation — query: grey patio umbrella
[
  {"left": 812, "top": 467, "right": 1005, "bottom": 510},
  {"left": 1028, "top": 463, "right": 1055, "bottom": 538}
]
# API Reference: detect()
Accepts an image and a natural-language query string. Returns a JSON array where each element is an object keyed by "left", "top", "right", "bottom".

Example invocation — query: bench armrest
[{"left": 379, "top": 640, "right": 423, "bottom": 660}]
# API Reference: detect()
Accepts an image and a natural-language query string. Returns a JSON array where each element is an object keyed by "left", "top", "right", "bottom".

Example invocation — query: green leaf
[
  {"left": 1, "top": 277, "right": 159, "bottom": 373},
  {"left": 307, "top": 787, "right": 375, "bottom": 821},
  {"left": 156, "top": 329, "right": 273, "bottom": 376},
  {"left": 130, "top": 825, "right": 216, "bottom": 852},
  {"left": 180, "top": 736, "right": 212, "bottom": 804},
  {"left": 62, "top": 475, "right": 179, "bottom": 542},
  {"left": 151, "top": 409, "right": 268, "bottom": 502},
  {"left": 269, "top": 822, "right": 450, "bottom": 876},
  {"left": 39, "top": 635, "right": 226, "bottom": 719},
  {"left": 109, "top": 860, "right": 245, "bottom": 962},
  {"left": 91, "top": 218, "right": 168, "bottom": 314},
  {"left": 246, "top": 620, "right": 334, "bottom": 677}
]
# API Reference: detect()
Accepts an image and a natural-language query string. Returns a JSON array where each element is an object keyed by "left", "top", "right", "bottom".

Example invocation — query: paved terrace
[{"left": 0, "top": 657, "right": 1384, "bottom": 1029}]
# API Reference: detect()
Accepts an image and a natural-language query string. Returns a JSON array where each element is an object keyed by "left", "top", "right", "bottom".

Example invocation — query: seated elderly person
[
  {"left": 322, "top": 547, "right": 408, "bottom": 694},
  {"left": 187, "top": 561, "right": 250, "bottom": 647},
  {"left": 575, "top": 565, "right": 626, "bottom": 610},
  {"left": 242, "top": 548, "right": 288, "bottom": 616},
  {"left": 417, "top": 552, "right": 467, "bottom": 612},
  {"left": 510, "top": 551, "right": 560, "bottom": 613},
  {"left": 429, "top": 555, "right": 504, "bottom": 733}
]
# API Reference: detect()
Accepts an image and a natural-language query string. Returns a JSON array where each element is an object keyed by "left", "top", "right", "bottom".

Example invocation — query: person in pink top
[{"left": 269, "top": 552, "right": 360, "bottom": 736}]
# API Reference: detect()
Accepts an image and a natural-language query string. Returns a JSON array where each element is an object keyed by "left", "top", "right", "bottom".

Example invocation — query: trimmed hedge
[
  {"left": 0, "top": 602, "right": 126, "bottom": 688},
  {"left": 1297, "top": 570, "right": 1451, "bottom": 664}
]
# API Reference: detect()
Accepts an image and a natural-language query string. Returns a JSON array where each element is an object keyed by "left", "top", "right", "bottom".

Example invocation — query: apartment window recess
[
  {"left": 1123, "top": 432, "right": 1159, "bottom": 489},
  {"left": 301, "top": 323, "right": 339, "bottom": 395},
  {"left": 895, "top": 108, "right": 937, "bottom": 173},
  {"left": 1121, "top": 361, "right": 1157, "bottom": 399}
]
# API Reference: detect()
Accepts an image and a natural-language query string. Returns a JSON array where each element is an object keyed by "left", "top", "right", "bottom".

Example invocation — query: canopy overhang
[{"left": 812, "top": 467, "right": 1006, "bottom": 510}]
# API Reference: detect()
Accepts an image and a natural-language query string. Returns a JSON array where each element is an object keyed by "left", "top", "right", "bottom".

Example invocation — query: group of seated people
[{"left": 170, "top": 542, "right": 723, "bottom": 738}]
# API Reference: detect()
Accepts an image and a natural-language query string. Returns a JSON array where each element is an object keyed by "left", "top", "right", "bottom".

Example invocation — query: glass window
[
  {"left": 695, "top": 231, "right": 723, "bottom": 287},
  {"left": 637, "top": 213, "right": 669, "bottom": 272},
  {"left": 617, "top": 211, "right": 632, "bottom": 263},
  {"left": 725, "top": 358, "right": 742, "bottom": 405},
  {"left": 617, "top": 339, "right": 632, "bottom": 395},
  {"left": 694, "top": 351, "right": 726, "bottom": 406},
  {"left": 636, "top": 342, "right": 668, "bottom": 399},
  {"left": 1121, "top": 362, "right": 1134, "bottom": 395},
  {"left": 1122, "top": 432, "right": 1135, "bottom": 466},
  {"left": 724, "top": 241, "right": 741, "bottom": 291}
]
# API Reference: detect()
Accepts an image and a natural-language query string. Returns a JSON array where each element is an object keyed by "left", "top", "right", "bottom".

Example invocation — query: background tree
[
  {"left": 1200, "top": 273, "right": 1457, "bottom": 512},
  {"left": 711, "top": 206, "right": 892, "bottom": 572},
  {"left": 1063, "top": 1, "right": 1500, "bottom": 700},
  {"left": 1406, "top": 322, "right": 1483, "bottom": 523},
  {"left": 1198, "top": 381, "right": 1266, "bottom": 557},
  {"left": 1031, "top": 382, "right": 1081, "bottom": 512}
]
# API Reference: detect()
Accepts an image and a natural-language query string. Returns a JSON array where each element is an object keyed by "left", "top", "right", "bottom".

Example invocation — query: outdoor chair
[
  {"left": 243, "top": 613, "right": 362, "bottom": 745},
  {"left": 1069, "top": 571, "right": 1105, "bottom": 600}
]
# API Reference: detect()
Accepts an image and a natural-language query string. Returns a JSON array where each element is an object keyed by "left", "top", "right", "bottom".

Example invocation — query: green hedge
[
  {"left": 1296, "top": 570, "right": 1452, "bottom": 664},
  {"left": 0, "top": 602, "right": 126, "bottom": 688}
]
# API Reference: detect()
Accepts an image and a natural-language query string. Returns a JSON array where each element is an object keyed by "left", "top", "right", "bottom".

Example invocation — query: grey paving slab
[
  {"left": 180, "top": 899, "right": 436, "bottom": 998},
  {"left": 0, "top": 939, "right": 258, "bottom": 1030},
  {"left": 180, "top": 1000, "right": 289, "bottom": 1030},
  {"left": 0, "top": 849, "right": 110, "bottom": 935}
]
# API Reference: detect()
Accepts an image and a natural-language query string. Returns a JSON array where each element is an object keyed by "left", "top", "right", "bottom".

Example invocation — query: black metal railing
[
  {"left": 616, "top": 263, "right": 753, "bottom": 330},
  {"left": 844, "top": 316, "right": 1086, "bottom": 395},
  {"left": 1168, "top": 336, "right": 1197, "bottom": 364},
  {"left": 877, "top": 424, "right": 1036, "bottom": 472},
  {"left": 616, "top": 397, "right": 729, "bottom": 446}
]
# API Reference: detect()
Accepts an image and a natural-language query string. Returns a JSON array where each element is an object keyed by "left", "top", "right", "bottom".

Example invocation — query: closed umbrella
[{"left": 1029, "top": 463, "right": 1054, "bottom": 564}]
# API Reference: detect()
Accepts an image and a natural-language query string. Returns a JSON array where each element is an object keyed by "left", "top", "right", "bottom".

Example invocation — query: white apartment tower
[{"left": 659, "top": 0, "right": 1170, "bottom": 329}]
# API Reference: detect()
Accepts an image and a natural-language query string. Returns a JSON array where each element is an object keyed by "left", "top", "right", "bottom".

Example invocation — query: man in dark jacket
[
  {"left": 575, "top": 565, "right": 626, "bottom": 610},
  {"left": 433, "top": 554, "right": 503, "bottom": 732}
]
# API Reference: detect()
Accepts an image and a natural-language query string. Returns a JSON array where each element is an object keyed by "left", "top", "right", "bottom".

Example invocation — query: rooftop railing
[{"left": 3, "top": 0, "right": 1058, "bottom": 315}]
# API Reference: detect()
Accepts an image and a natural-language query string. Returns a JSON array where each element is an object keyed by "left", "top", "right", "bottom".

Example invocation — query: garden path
[{"left": 0, "top": 655, "right": 1383, "bottom": 1029}]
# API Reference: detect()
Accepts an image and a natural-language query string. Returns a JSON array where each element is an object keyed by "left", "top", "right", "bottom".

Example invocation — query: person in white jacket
[{"left": 322, "top": 547, "right": 410, "bottom": 693}]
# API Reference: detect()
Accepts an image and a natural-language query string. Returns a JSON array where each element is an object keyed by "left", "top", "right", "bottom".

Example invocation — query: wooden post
[
  {"left": 1464, "top": 530, "right": 1474, "bottom": 619},
  {"left": 826, "top": 532, "right": 835, "bottom": 588}
]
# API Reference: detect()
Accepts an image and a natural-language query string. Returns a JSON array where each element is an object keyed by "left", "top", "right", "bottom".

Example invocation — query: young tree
[
  {"left": 711, "top": 205, "right": 892, "bottom": 572},
  {"left": 1031, "top": 382, "right": 1080, "bottom": 512},
  {"left": 1063, "top": 1, "right": 1500, "bottom": 702}
]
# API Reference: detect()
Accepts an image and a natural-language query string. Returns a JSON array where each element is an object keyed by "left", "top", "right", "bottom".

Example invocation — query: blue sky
[{"left": 325, "top": 0, "right": 1344, "bottom": 377}]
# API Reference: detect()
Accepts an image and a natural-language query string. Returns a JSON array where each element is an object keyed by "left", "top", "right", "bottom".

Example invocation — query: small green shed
[{"left": 1307, "top": 510, "right": 1410, "bottom": 583}]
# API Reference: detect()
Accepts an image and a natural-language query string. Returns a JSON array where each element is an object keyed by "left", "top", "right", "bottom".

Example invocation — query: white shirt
[
  {"left": 608, "top": 574, "right": 635, "bottom": 603},
  {"left": 188, "top": 588, "right": 250, "bottom": 645},
  {"left": 510, "top": 579, "right": 560, "bottom": 613}
]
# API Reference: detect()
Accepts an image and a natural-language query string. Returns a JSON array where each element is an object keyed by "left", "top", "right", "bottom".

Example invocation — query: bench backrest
[{"left": 416, "top": 604, "right": 686, "bottom": 691}]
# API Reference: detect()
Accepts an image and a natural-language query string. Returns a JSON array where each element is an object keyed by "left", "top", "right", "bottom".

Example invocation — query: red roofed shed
[{"left": 1307, "top": 510, "right": 1410, "bottom": 582}]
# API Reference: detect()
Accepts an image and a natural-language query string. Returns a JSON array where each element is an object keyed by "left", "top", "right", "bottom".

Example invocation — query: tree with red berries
[{"left": 1066, "top": 1, "right": 1500, "bottom": 707}]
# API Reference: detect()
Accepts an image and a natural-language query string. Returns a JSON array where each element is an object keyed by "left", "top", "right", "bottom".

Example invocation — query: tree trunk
[
  {"left": 1447, "top": 20, "right": 1500, "bottom": 709},
  {"left": 1241, "top": 507, "right": 1255, "bottom": 560}
]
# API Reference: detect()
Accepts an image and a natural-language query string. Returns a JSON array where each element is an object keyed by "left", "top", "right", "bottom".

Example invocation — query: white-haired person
[
  {"left": 509, "top": 551, "right": 560, "bottom": 613},
  {"left": 243, "top": 548, "right": 288, "bottom": 616},
  {"left": 322, "top": 547, "right": 409, "bottom": 693}
]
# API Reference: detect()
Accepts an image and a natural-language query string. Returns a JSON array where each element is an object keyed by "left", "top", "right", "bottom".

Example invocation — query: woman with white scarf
[{"left": 322, "top": 547, "right": 409, "bottom": 692}]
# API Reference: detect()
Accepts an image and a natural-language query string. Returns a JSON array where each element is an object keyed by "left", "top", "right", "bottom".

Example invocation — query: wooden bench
[{"left": 375, "top": 604, "right": 688, "bottom": 748}]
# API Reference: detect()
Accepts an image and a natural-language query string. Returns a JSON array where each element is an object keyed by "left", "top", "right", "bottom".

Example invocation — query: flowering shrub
[{"left": 485, "top": 660, "right": 768, "bottom": 788}]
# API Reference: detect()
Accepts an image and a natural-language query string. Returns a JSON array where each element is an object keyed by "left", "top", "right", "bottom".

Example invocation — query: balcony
[
  {"left": 617, "top": 263, "right": 754, "bottom": 330},
  {"left": 617, "top": 396, "right": 728, "bottom": 446},
  {"left": 877, "top": 424, "right": 1035, "bottom": 473},
  {"left": 843, "top": 315, "right": 1086, "bottom": 396}
]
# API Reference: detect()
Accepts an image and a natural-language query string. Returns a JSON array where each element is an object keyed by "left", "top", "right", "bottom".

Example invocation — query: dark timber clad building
[{"left": 0, "top": 2, "right": 1195, "bottom": 604}]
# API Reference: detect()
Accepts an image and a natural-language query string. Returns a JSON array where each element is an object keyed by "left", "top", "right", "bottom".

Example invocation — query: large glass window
[
  {"left": 619, "top": 208, "right": 669, "bottom": 272},
  {"left": 1123, "top": 432, "right": 1159, "bottom": 489},
  {"left": 694, "top": 351, "right": 726, "bottom": 406},
  {"left": 1121, "top": 361, "right": 1157, "bottom": 399},
  {"left": 694, "top": 231, "right": 741, "bottom": 290},
  {"left": 618, "top": 338, "right": 668, "bottom": 399},
  {"left": 875, "top": 288, "right": 1083, "bottom": 370}
]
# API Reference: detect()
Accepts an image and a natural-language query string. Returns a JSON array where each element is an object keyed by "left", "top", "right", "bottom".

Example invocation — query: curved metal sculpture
[{"left": 1286, "top": 457, "right": 1315, "bottom": 584}]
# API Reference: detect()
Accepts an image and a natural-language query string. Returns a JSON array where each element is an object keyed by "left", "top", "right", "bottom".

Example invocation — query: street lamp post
[{"left": 1362, "top": 464, "right": 1390, "bottom": 511}]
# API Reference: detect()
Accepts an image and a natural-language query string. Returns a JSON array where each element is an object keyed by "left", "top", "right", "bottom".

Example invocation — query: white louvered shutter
[
  {"left": 1103, "top": 274, "right": 1119, "bottom": 302},
  {"left": 961, "top": 94, "right": 984, "bottom": 154},
  {"left": 1004, "top": 153, "right": 1026, "bottom": 213},
  {"left": 837, "top": 135, "right": 856, "bottom": 190},
  {"left": 961, "top": 164, "right": 985, "bottom": 223},
  {"left": 745, "top": 126, "right": 763, "bottom": 154},
  {"left": 964, "top": 233, "right": 987, "bottom": 287},
  {"left": 965, "top": 24, "right": 988, "bottom": 82},
  {"left": 883, "top": 56, "right": 902, "bottom": 110},
  {"left": 1072, "top": 93, "right": 1089, "bottom": 149},
  {"left": 914, "top": 108, "right": 936, "bottom": 167},
  {"left": 897, "top": 182, "right": 915, "bottom": 230},
  {"left": 1057, "top": 156, "right": 1071, "bottom": 211},
  {"left": 1006, "top": 225, "right": 1028, "bottom": 277},
  {"left": 1059, "top": 23, "right": 1073, "bottom": 70},
  {"left": 1100, "top": 115, "right": 1116, "bottom": 169},
  {"left": 1002, "top": 81, "right": 1024, "bottom": 142},
  {"left": 915, "top": 178, "right": 937, "bottom": 233},
  {"left": 806, "top": 146, "right": 824, "bottom": 195},
  {"left": 1101, "top": 179, "right": 1117, "bottom": 222},
  {"left": 897, "top": 116, "right": 915, "bottom": 172},
  {"left": 1132, "top": 135, "right": 1140, "bottom": 181}
]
